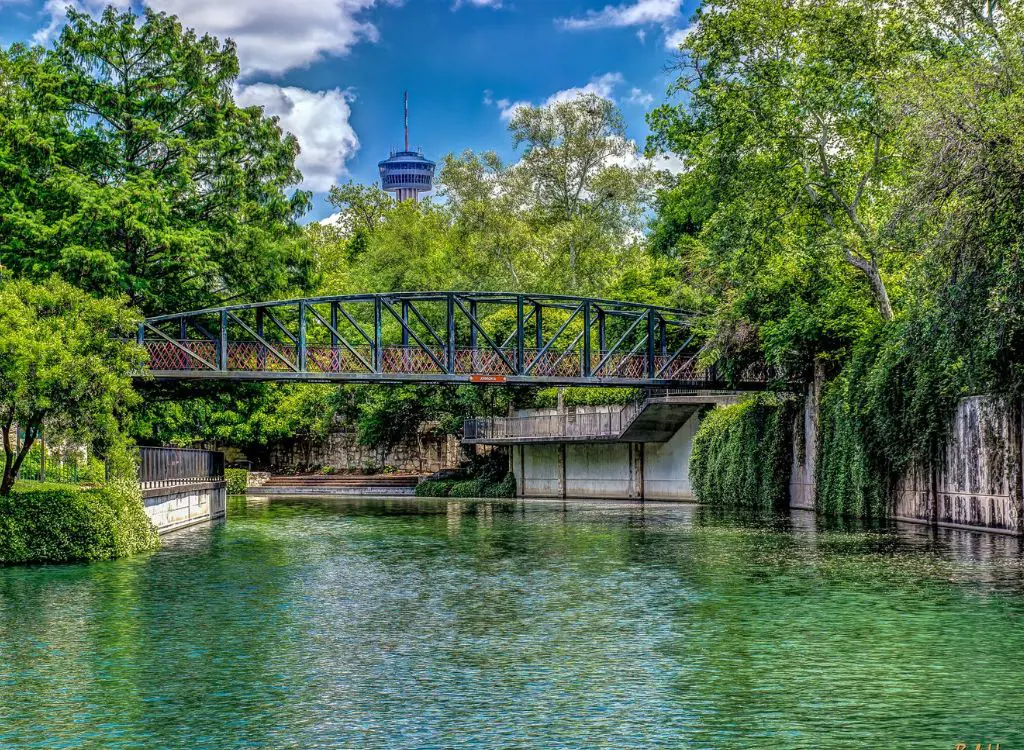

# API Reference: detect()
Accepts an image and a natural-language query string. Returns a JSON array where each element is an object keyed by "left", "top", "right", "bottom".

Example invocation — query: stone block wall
[{"left": 269, "top": 429, "right": 463, "bottom": 475}]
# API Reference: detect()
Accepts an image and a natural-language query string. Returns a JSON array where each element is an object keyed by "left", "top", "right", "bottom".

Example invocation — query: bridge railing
[
  {"left": 138, "top": 292, "right": 731, "bottom": 386},
  {"left": 465, "top": 397, "right": 648, "bottom": 443},
  {"left": 139, "top": 447, "right": 225, "bottom": 490}
]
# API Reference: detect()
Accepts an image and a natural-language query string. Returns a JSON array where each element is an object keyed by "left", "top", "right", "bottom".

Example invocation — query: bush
[
  {"left": 225, "top": 468, "right": 249, "bottom": 495},
  {"left": 534, "top": 387, "right": 639, "bottom": 408},
  {"left": 689, "top": 395, "right": 795, "bottom": 510},
  {"left": 448, "top": 479, "right": 482, "bottom": 498},
  {"left": 0, "top": 483, "right": 159, "bottom": 565},
  {"left": 416, "top": 472, "right": 516, "bottom": 498},
  {"left": 415, "top": 479, "right": 455, "bottom": 497},
  {"left": 480, "top": 472, "right": 516, "bottom": 498}
]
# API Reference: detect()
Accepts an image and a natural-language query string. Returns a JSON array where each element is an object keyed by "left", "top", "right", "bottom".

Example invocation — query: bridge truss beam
[{"left": 138, "top": 292, "right": 770, "bottom": 389}]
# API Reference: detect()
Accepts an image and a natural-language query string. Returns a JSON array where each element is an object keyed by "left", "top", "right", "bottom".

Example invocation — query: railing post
[
  {"left": 374, "top": 296, "right": 383, "bottom": 373},
  {"left": 256, "top": 308, "right": 266, "bottom": 369},
  {"left": 330, "top": 302, "right": 339, "bottom": 349},
  {"left": 469, "top": 300, "right": 478, "bottom": 372},
  {"left": 516, "top": 295, "right": 525, "bottom": 375},
  {"left": 535, "top": 303, "right": 543, "bottom": 350},
  {"left": 401, "top": 300, "right": 410, "bottom": 347},
  {"left": 298, "top": 301, "right": 307, "bottom": 372},
  {"left": 647, "top": 309, "right": 656, "bottom": 380},
  {"left": 447, "top": 293, "right": 456, "bottom": 374},
  {"left": 219, "top": 310, "right": 228, "bottom": 371},
  {"left": 583, "top": 300, "right": 592, "bottom": 377},
  {"left": 598, "top": 309, "right": 606, "bottom": 354}
]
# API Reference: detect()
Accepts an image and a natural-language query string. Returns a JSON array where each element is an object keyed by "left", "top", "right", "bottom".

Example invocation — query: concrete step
[{"left": 261, "top": 474, "right": 420, "bottom": 488}]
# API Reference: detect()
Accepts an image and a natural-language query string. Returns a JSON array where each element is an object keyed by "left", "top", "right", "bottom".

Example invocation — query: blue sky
[{"left": 0, "top": 0, "right": 697, "bottom": 221}]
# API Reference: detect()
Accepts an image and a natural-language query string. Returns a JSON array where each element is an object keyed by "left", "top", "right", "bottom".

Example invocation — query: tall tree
[
  {"left": 0, "top": 7, "right": 313, "bottom": 315},
  {"left": 443, "top": 94, "right": 659, "bottom": 293},
  {"left": 649, "top": 0, "right": 927, "bottom": 321},
  {"left": 0, "top": 277, "right": 143, "bottom": 495}
]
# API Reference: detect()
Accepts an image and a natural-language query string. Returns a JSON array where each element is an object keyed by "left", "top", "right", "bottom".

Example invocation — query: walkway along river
[{"left": 1, "top": 495, "right": 1022, "bottom": 748}]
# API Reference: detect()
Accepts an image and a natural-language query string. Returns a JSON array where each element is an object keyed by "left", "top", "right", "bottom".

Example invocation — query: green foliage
[
  {"left": 534, "top": 387, "right": 638, "bottom": 409},
  {"left": 225, "top": 468, "right": 249, "bottom": 495},
  {"left": 482, "top": 472, "right": 516, "bottom": 498},
  {"left": 415, "top": 472, "right": 516, "bottom": 499},
  {"left": 817, "top": 313, "right": 962, "bottom": 518},
  {"left": 690, "top": 396, "right": 795, "bottom": 510},
  {"left": 0, "top": 7, "right": 312, "bottom": 315},
  {"left": 448, "top": 479, "right": 482, "bottom": 498},
  {"left": 414, "top": 479, "right": 455, "bottom": 497},
  {"left": 0, "top": 483, "right": 158, "bottom": 565},
  {"left": 0, "top": 277, "right": 143, "bottom": 495}
]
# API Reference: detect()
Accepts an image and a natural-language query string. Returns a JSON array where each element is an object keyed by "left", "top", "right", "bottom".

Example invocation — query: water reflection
[{"left": 1, "top": 495, "right": 1022, "bottom": 749}]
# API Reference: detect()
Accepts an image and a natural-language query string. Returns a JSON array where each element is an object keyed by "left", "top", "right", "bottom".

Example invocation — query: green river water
[{"left": 1, "top": 495, "right": 1022, "bottom": 749}]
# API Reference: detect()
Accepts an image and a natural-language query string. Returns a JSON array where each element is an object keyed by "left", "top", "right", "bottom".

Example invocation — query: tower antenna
[{"left": 404, "top": 90, "right": 409, "bottom": 152}]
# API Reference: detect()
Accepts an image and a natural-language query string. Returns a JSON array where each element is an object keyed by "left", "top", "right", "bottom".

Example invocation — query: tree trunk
[
  {"left": 865, "top": 263, "right": 894, "bottom": 321},
  {"left": 1, "top": 423, "right": 38, "bottom": 496}
]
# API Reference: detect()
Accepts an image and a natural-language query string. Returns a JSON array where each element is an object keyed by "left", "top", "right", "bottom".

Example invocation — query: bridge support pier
[
  {"left": 629, "top": 443, "right": 644, "bottom": 499},
  {"left": 557, "top": 443, "right": 566, "bottom": 499}
]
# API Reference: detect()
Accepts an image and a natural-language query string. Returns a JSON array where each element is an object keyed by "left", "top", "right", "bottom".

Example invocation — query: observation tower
[{"left": 378, "top": 92, "right": 435, "bottom": 202}]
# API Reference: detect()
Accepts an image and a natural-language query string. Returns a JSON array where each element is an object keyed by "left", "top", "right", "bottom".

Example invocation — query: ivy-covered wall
[{"left": 689, "top": 395, "right": 796, "bottom": 510}]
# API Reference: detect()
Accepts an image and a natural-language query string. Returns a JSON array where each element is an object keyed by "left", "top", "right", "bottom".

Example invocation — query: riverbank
[{"left": 0, "top": 481, "right": 158, "bottom": 565}]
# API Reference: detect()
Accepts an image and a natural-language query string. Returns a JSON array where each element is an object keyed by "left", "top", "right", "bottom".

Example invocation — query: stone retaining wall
[
  {"left": 790, "top": 385, "right": 1024, "bottom": 535},
  {"left": 269, "top": 430, "right": 463, "bottom": 475},
  {"left": 142, "top": 482, "right": 227, "bottom": 534}
]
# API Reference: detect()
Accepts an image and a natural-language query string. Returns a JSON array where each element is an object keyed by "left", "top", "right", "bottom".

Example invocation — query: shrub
[
  {"left": 0, "top": 483, "right": 159, "bottom": 565},
  {"left": 534, "top": 387, "right": 639, "bottom": 408},
  {"left": 690, "top": 395, "right": 795, "bottom": 510},
  {"left": 448, "top": 479, "right": 482, "bottom": 498},
  {"left": 417, "top": 473, "right": 516, "bottom": 498},
  {"left": 415, "top": 479, "right": 455, "bottom": 497},
  {"left": 480, "top": 472, "right": 516, "bottom": 498},
  {"left": 225, "top": 468, "right": 249, "bottom": 495}
]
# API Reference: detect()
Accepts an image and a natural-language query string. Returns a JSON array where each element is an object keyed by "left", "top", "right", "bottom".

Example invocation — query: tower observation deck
[{"left": 378, "top": 92, "right": 435, "bottom": 202}]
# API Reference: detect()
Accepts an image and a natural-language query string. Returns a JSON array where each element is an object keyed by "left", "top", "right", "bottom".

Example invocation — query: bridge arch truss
[{"left": 139, "top": 292, "right": 767, "bottom": 388}]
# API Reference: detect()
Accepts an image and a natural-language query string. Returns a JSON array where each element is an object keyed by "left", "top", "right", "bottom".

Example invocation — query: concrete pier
[{"left": 488, "top": 395, "right": 719, "bottom": 501}]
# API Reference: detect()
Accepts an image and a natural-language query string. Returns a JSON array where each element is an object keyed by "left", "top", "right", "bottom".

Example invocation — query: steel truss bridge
[{"left": 139, "top": 292, "right": 770, "bottom": 389}]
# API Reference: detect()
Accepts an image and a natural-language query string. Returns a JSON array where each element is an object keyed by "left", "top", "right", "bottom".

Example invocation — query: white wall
[
  {"left": 565, "top": 443, "right": 632, "bottom": 497},
  {"left": 143, "top": 483, "right": 227, "bottom": 534},
  {"left": 514, "top": 410, "right": 702, "bottom": 501},
  {"left": 644, "top": 411, "right": 700, "bottom": 500}
]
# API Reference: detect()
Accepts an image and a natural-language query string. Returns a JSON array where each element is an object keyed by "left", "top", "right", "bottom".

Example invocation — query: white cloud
[
  {"left": 489, "top": 73, "right": 625, "bottom": 123},
  {"left": 607, "top": 144, "right": 687, "bottom": 176},
  {"left": 35, "top": 0, "right": 390, "bottom": 76},
  {"left": 496, "top": 97, "right": 530, "bottom": 122},
  {"left": 664, "top": 23, "right": 698, "bottom": 50},
  {"left": 544, "top": 72, "right": 624, "bottom": 105},
  {"left": 636, "top": 29, "right": 646, "bottom": 43},
  {"left": 627, "top": 87, "right": 654, "bottom": 106},
  {"left": 454, "top": 0, "right": 502, "bottom": 7},
  {"left": 234, "top": 84, "right": 360, "bottom": 192},
  {"left": 319, "top": 212, "right": 346, "bottom": 227},
  {"left": 650, "top": 152, "right": 686, "bottom": 175},
  {"left": 33, "top": 0, "right": 131, "bottom": 43},
  {"left": 559, "top": 0, "right": 682, "bottom": 30}
]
